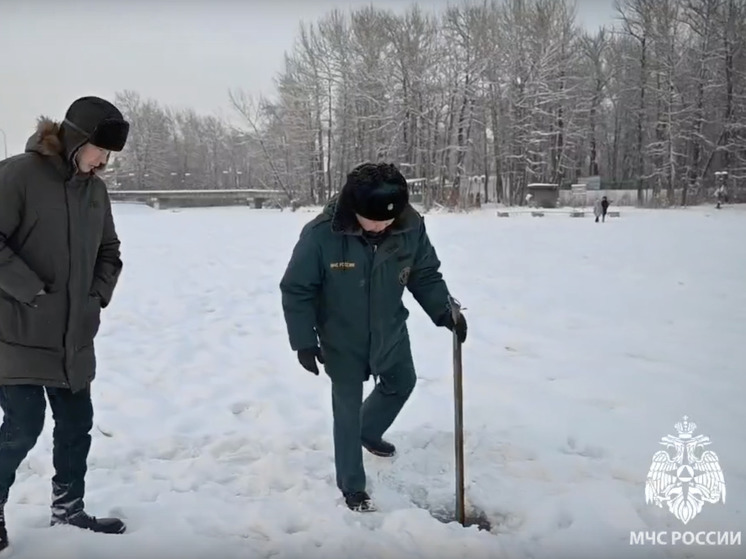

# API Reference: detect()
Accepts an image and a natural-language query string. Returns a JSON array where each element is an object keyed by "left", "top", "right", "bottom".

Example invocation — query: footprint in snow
[
  {"left": 230, "top": 401, "right": 250, "bottom": 415},
  {"left": 562, "top": 436, "right": 606, "bottom": 459},
  {"left": 556, "top": 510, "right": 574, "bottom": 529}
]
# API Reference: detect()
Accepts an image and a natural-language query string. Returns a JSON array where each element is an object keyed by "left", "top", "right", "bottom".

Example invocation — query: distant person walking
[
  {"left": 594, "top": 196, "right": 609, "bottom": 223},
  {"left": 715, "top": 185, "right": 727, "bottom": 209},
  {"left": 0, "top": 96, "right": 129, "bottom": 550}
]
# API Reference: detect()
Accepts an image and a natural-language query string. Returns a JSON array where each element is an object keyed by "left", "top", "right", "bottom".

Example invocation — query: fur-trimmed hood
[
  {"left": 25, "top": 117, "right": 66, "bottom": 158},
  {"left": 25, "top": 116, "right": 105, "bottom": 177},
  {"left": 22, "top": 96, "right": 127, "bottom": 178}
]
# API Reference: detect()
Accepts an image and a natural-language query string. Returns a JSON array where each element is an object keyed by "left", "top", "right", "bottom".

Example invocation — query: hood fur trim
[
  {"left": 26, "top": 116, "right": 110, "bottom": 177},
  {"left": 31, "top": 117, "right": 65, "bottom": 157}
]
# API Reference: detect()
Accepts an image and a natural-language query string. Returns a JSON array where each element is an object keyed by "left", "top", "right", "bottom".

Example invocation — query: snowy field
[{"left": 3, "top": 203, "right": 745, "bottom": 559}]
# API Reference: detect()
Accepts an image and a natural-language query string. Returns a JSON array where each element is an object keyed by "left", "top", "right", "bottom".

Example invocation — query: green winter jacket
[
  {"left": 0, "top": 118, "right": 122, "bottom": 392},
  {"left": 280, "top": 194, "right": 453, "bottom": 382}
]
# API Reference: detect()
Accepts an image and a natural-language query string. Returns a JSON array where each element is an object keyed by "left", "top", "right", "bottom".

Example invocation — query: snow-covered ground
[{"left": 3, "top": 203, "right": 745, "bottom": 559}]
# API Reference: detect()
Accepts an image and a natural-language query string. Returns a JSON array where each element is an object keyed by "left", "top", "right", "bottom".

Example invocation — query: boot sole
[
  {"left": 361, "top": 441, "right": 396, "bottom": 457},
  {"left": 50, "top": 521, "right": 126, "bottom": 535},
  {"left": 352, "top": 506, "right": 377, "bottom": 512},
  {"left": 364, "top": 448, "right": 395, "bottom": 457},
  {"left": 347, "top": 502, "right": 377, "bottom": 512}
]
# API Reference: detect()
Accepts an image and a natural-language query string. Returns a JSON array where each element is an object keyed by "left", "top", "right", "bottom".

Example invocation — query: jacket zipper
[
  {"left": 368, "top": 242, "right": 376, "bottom": 376},
  {"left": 62, "top": 181, "right": 72, "bottom": 387},
  {"left": 368, "top": 238, "right": 402, "bottom": 377}
]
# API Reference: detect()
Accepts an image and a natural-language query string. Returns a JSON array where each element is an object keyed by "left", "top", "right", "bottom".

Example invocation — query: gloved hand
[
  {"left": 446, "top": 312, "right": 468, "bottom": 344},
  {"left": 297, "top": 346, "right": 324, "bottom": 375}
]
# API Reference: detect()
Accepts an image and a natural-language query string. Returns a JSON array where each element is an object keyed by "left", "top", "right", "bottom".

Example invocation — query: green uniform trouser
[{"left": 330, "top": 355, "right": 417, "bottom": 494}]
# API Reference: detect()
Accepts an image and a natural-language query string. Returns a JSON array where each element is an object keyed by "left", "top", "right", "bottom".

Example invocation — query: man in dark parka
[
  {"left": 0, "top": 96, "right": 129, "bottom": 548},
  {"left": 280, "top": 162, "right": 467, "bottom": 512}
]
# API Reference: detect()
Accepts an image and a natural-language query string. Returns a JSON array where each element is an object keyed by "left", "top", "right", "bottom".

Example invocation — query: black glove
[
  {"left": 297, "top": 346, "right": 324, "bottom": 375},
  {"left": 446, "top": 312, "right": 468, "bottom": 344}
]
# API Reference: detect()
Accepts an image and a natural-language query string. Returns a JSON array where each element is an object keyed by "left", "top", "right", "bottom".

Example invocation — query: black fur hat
[
  {"left": 63, "top": 96, "right": 129, "bottom": 152},
  {"left": 346, "top": 162, "right": 409, "bottom": 221}
]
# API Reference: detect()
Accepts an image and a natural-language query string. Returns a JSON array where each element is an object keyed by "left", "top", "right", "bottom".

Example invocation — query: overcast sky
[{"left": 0, "top": 0, "right": 616, "bottom": 157}]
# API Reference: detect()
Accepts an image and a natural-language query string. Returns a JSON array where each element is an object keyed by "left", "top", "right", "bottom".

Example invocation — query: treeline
[
  {"left": 106, "top": 91, "right": 255, "bottom": 192},
  {"left": 110, "top": 0, "right": 746, "bottom": 206}
]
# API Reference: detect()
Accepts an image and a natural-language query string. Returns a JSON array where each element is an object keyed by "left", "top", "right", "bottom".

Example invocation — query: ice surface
[{"left": 3, "top": 203, "right": 744, "bottom": 558}]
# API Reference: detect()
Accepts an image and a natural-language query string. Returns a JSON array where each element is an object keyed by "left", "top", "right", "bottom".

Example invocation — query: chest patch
[{"left": 330, "top": 261, "right": 356, "bottom": 270}]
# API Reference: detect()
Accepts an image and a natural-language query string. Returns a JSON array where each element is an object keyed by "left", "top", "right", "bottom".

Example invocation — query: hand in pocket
[{"left": 27, "top": 288, "right": 48, "bottom": 308}]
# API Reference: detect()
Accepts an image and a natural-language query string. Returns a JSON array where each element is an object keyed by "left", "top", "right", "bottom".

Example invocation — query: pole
[
  {"left": 448, "top": 295, "right": 465, "bottom": 525},
  {"left": 0, "top": 128, "right": 7, "bottom": 159}
]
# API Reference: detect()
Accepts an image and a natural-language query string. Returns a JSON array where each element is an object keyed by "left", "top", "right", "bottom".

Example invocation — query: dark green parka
[
  {"left": 0, "top": 118, "right": 122, "bottom": 392},
  {"left": 280, "top": 193, "right": 453, "bottom": 382}
]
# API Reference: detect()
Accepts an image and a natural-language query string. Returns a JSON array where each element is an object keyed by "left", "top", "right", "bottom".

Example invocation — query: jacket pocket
[
  {"left": 0, "top": 294, "right": 17, "bottom": 343},
  {"left": 1, "top": 292, "right": 66, "bottom": 349},
  {"left": 78, "top": 296, "right": 102, "bottom": 344}
]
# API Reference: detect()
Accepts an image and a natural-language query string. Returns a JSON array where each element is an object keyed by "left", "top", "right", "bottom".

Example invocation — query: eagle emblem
[{"left": 644, "top": 416, "right": 726, "bottom": 524}]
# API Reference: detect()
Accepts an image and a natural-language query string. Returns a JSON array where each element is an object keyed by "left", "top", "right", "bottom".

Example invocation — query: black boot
[
  {"left": 362, "top": 437, "right": 396, "bottom": 457},
  {"left": 0, "top": 505, "right": 7, "bottom": 552},
  {"left": 343, "top": 491, "right": 376, "bottom": 512},
  {"left": 51, "top": 510, "right": 126, "bottom": 535}
]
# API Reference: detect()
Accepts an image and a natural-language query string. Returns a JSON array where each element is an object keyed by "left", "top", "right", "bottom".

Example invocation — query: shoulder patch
[{"left": 398, "top": 266, "right": 411, "bottom": 285}]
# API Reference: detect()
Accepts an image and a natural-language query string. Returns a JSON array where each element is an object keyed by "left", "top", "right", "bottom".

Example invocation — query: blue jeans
[{"left": 0, "top": 385, "right": 93, "bottom": 518}]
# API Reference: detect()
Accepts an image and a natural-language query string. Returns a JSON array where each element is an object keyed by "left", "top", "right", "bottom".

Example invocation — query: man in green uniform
[{"left": 280, "top": 162, "right": 467, "bottom": 511}]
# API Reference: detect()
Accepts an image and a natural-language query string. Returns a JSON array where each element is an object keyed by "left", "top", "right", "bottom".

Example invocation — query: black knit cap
[
  {"left": 63, "top": 96, "right": 129, "bottom": 152},
  {"left": 346, "top": 162, "right": 409, "bottom": 221}
]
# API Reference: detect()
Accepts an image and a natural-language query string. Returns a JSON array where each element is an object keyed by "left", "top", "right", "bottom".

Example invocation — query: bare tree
[
  {"left": 112, "top": 0, "right": 746, "bottom": 207},
  {"left": 580, "top": 28, "right": 612, "bottom": 176}
]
